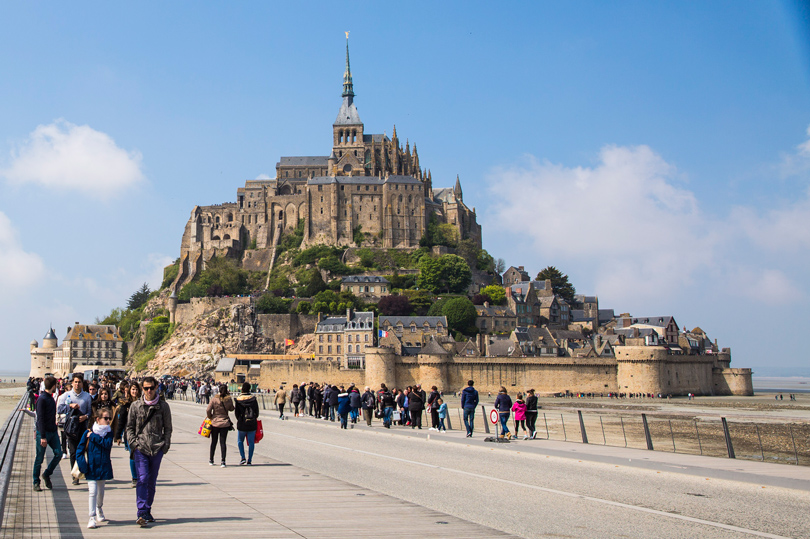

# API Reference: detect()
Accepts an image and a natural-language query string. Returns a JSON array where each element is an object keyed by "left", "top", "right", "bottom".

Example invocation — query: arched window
[
  {"left": 227, "top": 213, "right": 233, "bottom": 222},
  {"left": 215, "top": 216, "right": 220, "bottom": 225},
  {"left": 348, "top": 345, "right": 353, "bottom": 353}
]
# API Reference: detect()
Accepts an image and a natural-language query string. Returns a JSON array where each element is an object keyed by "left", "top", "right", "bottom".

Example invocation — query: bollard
[
  {"left": 561, "top": 414, "right": 567, "bottom": 441},
  {"left": 721, "top": 417, "right": 735, "bottom": 459},
  {"left": 669, "top": 420, "right": 676, "bottom": 452},
  {"left": 642, "top": 413, "right": 654, "bottom": 451},
  {"left": 755, "top": 424, "right": 764, "bottom": 461},
  {"left": 543, "top": 413, "right": 549, "bottom": 439},
  {"left": 481, "top": 405, "right": 490, "bottom": 434},
  {"left": 621, "top": 417, "right": 627, "bottom": 447},
  {"left": 600, "top": 416, "right": 606, "bottom": 445},
  {"left": 790, "top": 425, "right": 799, "bottom": 465},
  {"left": 694, "top": 419, "right": 703, "bottom": 455},
  {"left": 578, "top": 410, "right": 588, "bottom": 444}
]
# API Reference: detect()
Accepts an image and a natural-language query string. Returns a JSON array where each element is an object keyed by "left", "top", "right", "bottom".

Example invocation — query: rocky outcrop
[{"left": 141, "top": 302, "right": 277, "bottom": 377}]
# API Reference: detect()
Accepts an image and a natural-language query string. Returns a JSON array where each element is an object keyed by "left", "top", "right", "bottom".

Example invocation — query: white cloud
[
  {"left": 255, "top": 174, "right": 272, "bottom": 180},
  {"left": 486, "top": 144, "right": 807, "bottom": 307},
  {"left": 0, "top": 211, "right": 45, "bottom": 295},
  {"left": 779, "top": 124, "right": 810, "bottom": 177},
  {"left": 1, "top": 119, "right": 145, "bottom": 199}
]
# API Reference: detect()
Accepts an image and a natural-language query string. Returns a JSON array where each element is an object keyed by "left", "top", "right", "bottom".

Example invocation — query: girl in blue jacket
[{"left": 77, "top": 409, "right": 114, "bottom": 529}]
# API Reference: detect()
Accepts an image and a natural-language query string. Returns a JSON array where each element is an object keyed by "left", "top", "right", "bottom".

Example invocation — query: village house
[
  {"left": 502, "top": 265, "right": 530, "bottom": 286},
  {"left": 314, "top": 310, "right": 374, "bottom": 369},
  {"left": 475, "top": 302, "right": 518, "bottom": 334},
  {"left": 340, "top": 275, "right": 390, "bottom": 298}
]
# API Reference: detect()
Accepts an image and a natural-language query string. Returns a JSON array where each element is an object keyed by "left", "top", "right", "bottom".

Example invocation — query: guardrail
[
  {"left": 165, "top": 389, "right": 809, "bottom": 466},
  {"left": 0, "top": 394, "right": 31, "bottom": 529}
]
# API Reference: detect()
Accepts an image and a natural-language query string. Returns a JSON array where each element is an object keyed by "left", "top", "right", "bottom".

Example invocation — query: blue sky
[{"left": 1, "top": 2, "right": 808, "bottom": 375}]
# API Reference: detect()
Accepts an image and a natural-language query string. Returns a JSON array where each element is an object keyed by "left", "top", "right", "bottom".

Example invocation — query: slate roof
[
  {"left": 614, "top": 327, "right": 659, "bottom": 338},
  {"left": 317, "top": 311, "right": 374, "bottom": 332},
  {"left": 215, "top": 357, "right": 237, "bottom": 373},
  {"left": 342, "top": 275, "right": 389, "bottom": 284},
  {"left": 475, "top": 305, "right": 515, "bottom": 317},
  {"left": 44, "top": 328, "right": 58, "bottom": 340},
  {"left": 362, "top": 134, "right": 388, "bottom": 143},
  {"left": 573, "top": 295, "right": 598, "bottom": 304},
  {"left": 65, "top": 325, "right": 122, "bottom": 342},
  {"left": 420, "top": 337, "right": 448, "bottom": 355},
  {"left": 334, "top": 98, "right": 362, "bottom": 125},
  {"left": 488, "top": 339, "right": 522, "bottom": 357},
  {"left": 598, "top": 309, "right": 615, "bottom": 322},
  {"left": 277, "top": 156, "right": 329, "bottom": 167},
  {"left": 571, "top": 310, "right": 594, "bottom": 322},
  {"left": 549, "top": 329, "right": 587, "bottom": 341},
  {"left": 380, "top": 316, "right": 447, "bottom": 329},
  {"left": 432, "top": 188, "right": 457, "bottom": 203},
  {"left": 622, "top": 316, "right": 675, "bottom": 328}
]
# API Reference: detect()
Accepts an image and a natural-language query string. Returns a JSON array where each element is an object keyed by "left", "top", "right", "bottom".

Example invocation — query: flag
[
  {"left": 378, "top": 330, "right": 388, "bottom": 338},
  {"left": 285, "top": 339, "right": 294, "bottom": 346}
]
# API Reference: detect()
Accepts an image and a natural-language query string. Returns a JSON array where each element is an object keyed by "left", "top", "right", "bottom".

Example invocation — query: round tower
[
  {"left": 42, "top": 327, "right": 58, "bottom": 349},
  {"left": 364, "top": 346, "right": 397, "bottom": 391},
  {"left": 30, "top": 339, "right": 38, "bottom": 352},
  {"left": 417, "top": 337, "right": 450, "bottom": 392},
  {"left": 168, "top": 290, "right": 178, "bottom": 324}
]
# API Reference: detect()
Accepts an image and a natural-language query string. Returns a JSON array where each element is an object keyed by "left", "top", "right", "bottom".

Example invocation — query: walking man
[
  {"left": 461, "top": 379, "right": 479, "bottom": 438},
  {"left": 126, "top": 377, "right": 172, "bottom": 527},
  {"left": 57, "top": 373, "right": 92, "bottom": 485},
  {"left": 33, "top": 376, "right": 62, "bottom": 491}
]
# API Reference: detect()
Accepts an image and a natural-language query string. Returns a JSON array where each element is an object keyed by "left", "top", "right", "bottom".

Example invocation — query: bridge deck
[{"left": 2, "top": 411, "right": 512, "bottom": 538}]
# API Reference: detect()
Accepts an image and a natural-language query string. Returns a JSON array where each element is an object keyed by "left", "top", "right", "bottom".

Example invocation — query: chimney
[
  {"left": 505, "top": 287, "right": 512, "bottom": 298},
  {"left": 346, "top": 307, "right": 352, "bottom": 323},
  {"left": 544, "top": 279, "right": 552, "bottom": 291},
  {"left": 317, "top": 312, "right": 322, "bottom": 323},
  {"left": 518, "top": 266, "right": 524, "bottom": 271}
]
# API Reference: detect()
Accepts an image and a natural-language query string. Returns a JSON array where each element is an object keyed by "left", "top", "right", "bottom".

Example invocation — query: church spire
[{"left": 342, "top": 32, "right": 355, "bottom": 102}]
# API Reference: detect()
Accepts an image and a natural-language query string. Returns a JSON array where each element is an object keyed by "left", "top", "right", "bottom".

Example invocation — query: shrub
[
  {"left": 256, "top": 294, "right": 292, "bottom": 314},
  {"left": 378, "top": 295, "right": 412, "bottom": 316},
  {"left": 161, "top": 262, "right": 179, "bottom": 290},
  {"left": 441, "top": 297, "right": 477, "bottom": 336}
]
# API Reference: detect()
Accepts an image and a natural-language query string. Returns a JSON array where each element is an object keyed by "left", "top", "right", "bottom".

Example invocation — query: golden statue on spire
[{"left": 345, "top": 31, "right": 350, "bottom": 39}]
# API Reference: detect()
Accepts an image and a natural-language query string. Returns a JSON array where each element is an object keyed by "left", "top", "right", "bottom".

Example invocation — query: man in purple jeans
[{"left": 125, "top": 377, "right": 172, "bottom": 527}]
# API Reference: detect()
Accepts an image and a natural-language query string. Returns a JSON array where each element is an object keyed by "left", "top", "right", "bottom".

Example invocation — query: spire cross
[{"left": 342, "top": 32, "right": 354, "bottom": 100}]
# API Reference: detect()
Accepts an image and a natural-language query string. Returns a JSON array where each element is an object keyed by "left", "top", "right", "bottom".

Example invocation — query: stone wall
[
  {"left": 258, "top": 359, "right": 365, "bottom": 390},
  {"left": 256, "top": 313, "right": 318, "bottom": 343},
  {"left": 173, "top": 297, "right": 252, "bottom": 325},
  {"left": 712, "top": 368, "right": 754, "bottom": 396}
]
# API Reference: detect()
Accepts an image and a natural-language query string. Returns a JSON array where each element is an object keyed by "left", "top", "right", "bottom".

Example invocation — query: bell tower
[{"left": 332, "top": 32, "right": 365, "bottom": 176}]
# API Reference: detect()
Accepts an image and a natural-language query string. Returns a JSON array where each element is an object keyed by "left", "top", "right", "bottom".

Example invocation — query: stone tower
[
  {"left": 364, "top": 346, "right": 397, "bottom": 391},
  {"left": 417, "top": 337, "right": 450, "bottom": 392},
  {"left": 332, "top": 34, "right": 365, "bottom": 177}
]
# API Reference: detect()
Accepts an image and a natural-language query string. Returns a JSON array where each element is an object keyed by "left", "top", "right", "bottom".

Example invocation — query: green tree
[
  {"left": 481, "top": 284, "right": 506, "bottom": 305},
  {"left": 417, "top": 254, "right": 472, "bottom": 294},
  {"left": 441, "top": 297, "right": 477, "bottom": 336},
  {"left": 535, "top": 266, "right": 576, "bottom": 303},
  {"left": 127, "top": 283, "right": 151, "bottom": 311},
  {"left": 427, "top": 296, "right": 451, "bottom": 316},
  {"left": 256, "top": 294, "right": 292, "bottom": 314},
  {"left": 161, "top": 262, "right": 179, "bottom": 290}
]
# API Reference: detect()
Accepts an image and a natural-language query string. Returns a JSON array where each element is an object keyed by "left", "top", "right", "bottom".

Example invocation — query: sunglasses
[
  {"left": 99, "top": 417, "right": 111, "bottom": 421},
  {"left": 142, "top": 386, "right": 156, "bottom": 391}
]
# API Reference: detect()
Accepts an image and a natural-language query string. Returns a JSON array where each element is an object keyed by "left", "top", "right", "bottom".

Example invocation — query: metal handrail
[{"left": 0, "top": 394, "right": 30, "bottom": 529}]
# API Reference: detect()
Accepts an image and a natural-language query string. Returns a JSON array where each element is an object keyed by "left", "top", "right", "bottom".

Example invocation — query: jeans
[
  {"left": 277, "top": 403, "right": 285, "bottom": 418},
  {"left": 125, "top": 439, "right": 137, "bottom": 479},
  {"left": 237, "top": 430, "right": 255, "bottom": 462},
  {"left": 383, "top": 406, "right": 394, "bottom": 426},
  {"left": 499, "top": 412, "right": 510, "bottom": 435},
  {"left": 526, "top": 412, "right": 537, "bottom": 436},
  {"left": 339, "top": 412, "right": 348, "bottom": 428},
  {"left": 330, "top": 406, "right": 336, "bottom": 421},
  {"left": 133, "top": 449, "right": 164, "bottom": 518},
  {"left": 438, "top": 418, "right": 446, "bottom": 431},
  {"left": 349, "top": 407, "right": 359, "bottom": 422},
  {"left": 88, "top": 480, "right": 106, "bottom": 516},
  {"left": 32, "top": 430, "right": 62, "bottom": 485},
  {"left": 463, "top": 408, "right": 475, "bottom": 436}
]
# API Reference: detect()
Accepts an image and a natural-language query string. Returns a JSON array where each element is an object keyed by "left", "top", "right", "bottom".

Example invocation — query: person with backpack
[
  {"left": 206, "top": 384, "right": 234, "bottom": 467},
  {"left": 348, "top": 385, "right": 361, "bottom": 425},
  {"left": 327, "top": 385, "right": 339, "bottom": 421},
  {"left": 512, "top": 393, "right": 528, "bottom": 439},
  {"left": 126, "top": 376, "right": 172, "bottom": 528},
  {"left": 76, "top": 408, "right": 114, "bottom": 528},
  {"left": 427, "top": 385, "right": 441, "bottom": 431},
  {"left": 408, "top": 386, "right": 424, "bottom": 429},
  {"left": 361, "top": 386, "right": 375, "bottom": 427},
  {"left": 337, "top": 389, "right": 351, "bottom": 429},
  {"left": 494, "top": 386, "right": 513, "bottom": 440},
  {"left": 460, "top": 380, "right": 479, "bottom": 438},
  {"left": 58, "top": 373, "right": 92, "bottom": 485},
  {"left": 234, "top": 382, "right": 260, "bottom": 466},
  {"left": 290, "top": 384, "right": 302, "bottom": 417},
  {"left": 377, "top": 384, "right": 395, "bottom": 428}
]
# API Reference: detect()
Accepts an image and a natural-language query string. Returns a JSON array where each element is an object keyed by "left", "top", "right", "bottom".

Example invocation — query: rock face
[{"left": 142, "top": 302, "right": 277, "bottom": 378}]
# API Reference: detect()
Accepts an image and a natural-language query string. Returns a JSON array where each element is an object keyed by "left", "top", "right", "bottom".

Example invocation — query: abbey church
[{"left": 173, "top": 39, "right": 481, "bottom": 291}]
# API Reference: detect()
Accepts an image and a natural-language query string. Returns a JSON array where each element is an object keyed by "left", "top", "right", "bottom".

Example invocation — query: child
[
  {"left": 437, "top": 398, "right": 448, "bottom": 432},
  {"left": 512, "top": 393, "right": 527, "bottom": 439},
  {"left": 76, "top": 409, "right": 114, "bottom": 529}
]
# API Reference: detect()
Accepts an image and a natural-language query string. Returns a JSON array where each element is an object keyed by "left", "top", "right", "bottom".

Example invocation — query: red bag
[{"left": 254, "top": 420, "right": 264, "bottom": 443}]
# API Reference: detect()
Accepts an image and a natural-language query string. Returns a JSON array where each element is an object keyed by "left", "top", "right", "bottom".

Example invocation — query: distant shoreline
[{"left": 753, "top": 376, "right": 810, "bottom": 393}]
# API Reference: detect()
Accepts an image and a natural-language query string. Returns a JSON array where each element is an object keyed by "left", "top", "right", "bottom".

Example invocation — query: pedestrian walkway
[{"left": 1, "top": 409, "right": 514, "bottom": 538}]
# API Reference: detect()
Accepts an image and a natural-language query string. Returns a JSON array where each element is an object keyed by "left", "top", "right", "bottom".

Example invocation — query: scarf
[
  {"left": 92, "top": 423, "right": 111, "bottom": 437},
  {"left": 144, "top": 395, "right": 159, "bottom": 406}
]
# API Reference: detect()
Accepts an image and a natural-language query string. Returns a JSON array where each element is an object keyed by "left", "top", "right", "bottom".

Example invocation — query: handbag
[
  {"left": 254, "top": 420, "right": 264, "bottom": 443},
  {"left": 71, "top": 460, "right": 85, "bottom": 480},
  {"left": 199, "top": 418, "right": 212, "bottom": 438},
  {"left": 392, "top": 410, "right": 401, "bottom": 421}
]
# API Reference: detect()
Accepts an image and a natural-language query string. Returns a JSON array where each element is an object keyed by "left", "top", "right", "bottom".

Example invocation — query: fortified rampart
[{"left": 247, "top": 345, "right": 752, "bottom": 396}]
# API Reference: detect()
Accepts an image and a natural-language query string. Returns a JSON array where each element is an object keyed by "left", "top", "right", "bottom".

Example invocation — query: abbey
[{"left": 173, "top": 39, "right": 480, "bottom": 291}]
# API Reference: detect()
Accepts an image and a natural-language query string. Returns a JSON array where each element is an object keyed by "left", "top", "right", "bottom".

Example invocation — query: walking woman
[
  {"left": 113, "top": 382, "right": 141, "bottom": 487},
  {"left": 427, "top": 386, "right": 441, "bottom": 430},
  {"left": 234, "top": 382, "right": 259, "bottom": 465},
  {"left": 206, "top": 384, "right": 234, "bottom": 467},
  {"left": 408, "top": 386, "right": 424, "bottom": 429},
  {"left": 91, "top": 388, "right": 115, "bottom": 429},
  {"left": 525, "top": 389, "right": 538, "bottom": 439},
  {"left": 512, "top": 393, "right": 527, "bottom": 439},
  {"left": 77, "top": 408, "right": 114, "bottom": 529},
  {"left": 494, "top": 386, "right": 513, "bottom": 439}
]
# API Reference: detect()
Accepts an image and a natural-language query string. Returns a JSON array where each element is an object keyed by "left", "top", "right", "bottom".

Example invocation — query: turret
[
  {"left": 168, "top": 290, "right": 178, "bottom": 324},
  {"left": 454, "top": 175, "right": 463, "bottom": 202}
]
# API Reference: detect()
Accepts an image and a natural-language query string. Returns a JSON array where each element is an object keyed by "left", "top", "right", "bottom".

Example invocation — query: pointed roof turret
[
  {"left": 334, "top": 33, "right": 362, "bottom": 126},
  {"left": 454, "top": 175, "right": 463, "bottom": 201}
]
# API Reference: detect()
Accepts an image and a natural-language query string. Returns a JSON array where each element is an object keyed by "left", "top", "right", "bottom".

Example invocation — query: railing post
[
  {"left": 641, "top": 413, "right": 654, "bottom": 450},
  {"left": 669, "top": 420, "right": 676, "bottom": 452},
  {"left": 790, "top": 425, "right": 799, "bottom": 465},
  {"left": 694, "top": 419, "right": 702, "bottom": 455},
  {"left": 578, "top": 410, "right": 588, "bottom": 444},
  {"left": 599, "top": 416, "right": 606, "bottom": 445},
  {"left": 481, "top": 405, "right": 490, "bottom": 434},
  {"left": 445, "top": 412, "right": 453, "bottom": 431},
  {"left": 721, "top": 417, "right": 735, "bottom": 459},
  {"left": 755, "top": 424, "right": 764, "bottom": 461},
  {"left": 621, "top": 416, "right": 627, "bottom": 447}
]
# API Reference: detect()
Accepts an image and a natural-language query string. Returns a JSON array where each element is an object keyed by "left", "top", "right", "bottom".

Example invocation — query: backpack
[
  {"left": 64, "top": 408, "right": 82, "bottom": 438},
  {"left": 243, "top": 401, "right": 257, "bottom": 421}
]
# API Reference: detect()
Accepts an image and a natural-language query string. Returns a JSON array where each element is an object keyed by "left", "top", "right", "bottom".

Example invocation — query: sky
[{"left": 1, "top": 2, "right": 808, "bottom": 376}]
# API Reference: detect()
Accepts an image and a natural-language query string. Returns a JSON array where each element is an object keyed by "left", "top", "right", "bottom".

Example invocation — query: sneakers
[
  {"left": 131, "top": 478, "right": 138, "bottom": 487},
  {"left": 209, "top": 460, "right": 214, "bottom": 466},
  {"left": 88, "top": 517, "right": 97, "bottom": 529},
  {"left": 96, "top": 507, "right": 105, "bottom": 522},
  {"left": 136, "top": 516, "right": 147, "bottom": 527},
  {"left": 466, "top": 433, "right": 472, "bottom": 438},
  {"left": 429, "top": 427, "right": 437, "bottom": 431},
  {"left": 146, "top": 513, "right": 155, "bottom": 523},
  {"left": 221, "top": 461, "right": 226, "bottom": 468},
  {"left": 33, "top": 483, "right": 42, "bottom": 492},
  {"left": 246, "top": 461, "right": 252, "bottom": 466},
  {"left": 523, "top": 435, "right": 529, "bottom": 440},
  {"left": 240, "top": 459, "right": 247, "bottom": 466},
  {"left": 43, "top": 473, "right": 52, "bottom": 489},
  {"left": 72, "top": 478, "right": 80, "bottom": 486}
]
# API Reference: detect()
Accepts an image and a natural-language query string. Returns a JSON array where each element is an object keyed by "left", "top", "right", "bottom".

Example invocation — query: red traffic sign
[{"left": 489, "top": 408, "right": 499, "bottom": 424}]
